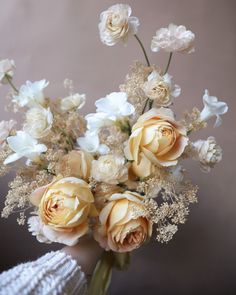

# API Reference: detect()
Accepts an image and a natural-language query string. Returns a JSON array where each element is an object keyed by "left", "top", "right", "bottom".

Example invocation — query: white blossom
[
  {"left": 200, "top": 89, "right": 228, "bottom": 127},
  {"left": 151, "top": 23, "right": 195, "bottom": 53},
  {"left": 77, "top": 131, "right": 109, "bottom": 155},
  {"left": 0, "top": 120, "right": 16, "bottom": 145},
  {"left": 91, "top": 155, "right": 128, "bottom": 184},
  {"left": 0, "top": 59, "right": 15, "bottom": 84},
  {"left": 12, "top": 80, "right": 49, "bottom": 108},
  {"left": 99, "top": 4, "right": 139, "bottom": 46},
  {"left": 23, "top": 106, "right": 53, "bottom": 139},
  {"left": 143, "top": 70, "right": 181, "bottom": 106},
  {"left": 193, "top": 137, "right": 222, "bottom": 172},
  {"left": 95, "top": 92, "right": 135, "bottom": 120},
  {"left": 28, "top": 216, "right": 51, "bottom": 244},
  {"left": 60, "top": 93, "right": 86, "bottom": 112},
  {"left": 85, "top": 112, "right": 113, "bottom": 133},
  {"left": 4, "top": 131, "right": 47, "bottom": 164}
]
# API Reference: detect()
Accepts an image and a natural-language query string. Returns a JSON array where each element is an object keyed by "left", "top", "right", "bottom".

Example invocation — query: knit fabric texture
[{"left": 0, "top": 251, "right": 87, "bottom": 295}]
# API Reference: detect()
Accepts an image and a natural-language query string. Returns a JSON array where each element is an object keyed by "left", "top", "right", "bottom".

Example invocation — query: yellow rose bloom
[
  {"left": 94, "top": 191, "right": 152, "bottom": 252},
  {"left": 58, "top": 149, "right": 93, "bottom": 180},
  {"left": 30, "top": 176, "right": 97, "bottom": 245},
  {"left": 125, "top": 108, "right": 188, "bottom": 177}
]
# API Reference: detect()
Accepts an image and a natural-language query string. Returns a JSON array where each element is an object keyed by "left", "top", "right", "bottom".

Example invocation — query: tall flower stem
[
  {"left": 134, "top": 34, "right": 150, "bottom": 67},
  {"left": 163, "top": 52, "right": 173, "bottom": 74},
  {"left": 5, "top": 74, "right": 19, "bottom": 93},
  {"left": 142, "top": 98, "right": 149, "bottom": 114}
]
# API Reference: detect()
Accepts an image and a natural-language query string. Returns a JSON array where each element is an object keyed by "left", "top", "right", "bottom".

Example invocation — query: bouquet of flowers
[{"left": 0, "top": 4, "right": 228, "bottom": 294}]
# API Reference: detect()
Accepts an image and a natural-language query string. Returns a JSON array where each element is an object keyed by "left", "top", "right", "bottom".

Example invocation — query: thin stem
[
  {"left": 163, "top": 52, "right": 173, "bottom": 75},
  {"left": 134, "top": 34, "right": 150, "bottom": 67},
  {"left": 5, "top": 74, "right": 19, "bottom": 93},
  {"left": 142, "top": 98, "right": 149, "bottom": 114}
]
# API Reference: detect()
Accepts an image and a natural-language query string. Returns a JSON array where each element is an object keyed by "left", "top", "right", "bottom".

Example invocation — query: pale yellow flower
[
  {"left": 58, "top": 150, "right": 93, "bottom": 180},
  {"left": 29, "top": 177, "right": 97, "bottom": 246},
  {"left": 91, "top": 155, "right": 129, "bottom": 185},
  {"left": 94, "top": 191, "right": 152, "bottom": 252},
  {"left": 125, "top": 108, "right": 188, "bottom": 177}
]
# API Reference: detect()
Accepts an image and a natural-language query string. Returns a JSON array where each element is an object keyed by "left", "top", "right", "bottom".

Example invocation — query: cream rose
[
  {"left": 58, "top": 150, "right": 93, "bottom": 180},
  {"left": 99, "top": 4, "right": 139, "bottom": 46},
  {"left": 143, "top": 71, "right": 181, "bottom": 107},
  {"left": 151, "top": 23, "right": 195, "bottom": 54},
  {"left": 24, "top": 106, "right": 53, "bottom": 138},
  {"left": 61, "top": 93, "right": 86, "bottom": 112},
  {"left": 193, "top": 136, "right": 222, "bottom": 172},
  {"left": 125, "top": 108, "right": 188, "bottom": 177},
  {"left": 91, "top": 155, "right": 129, "bottom": 185},
  {"left": 29, "top": 177, "right": 97, "bottom": 246},
  {"left": 94, "top": 191, "right": 152, "bottom": 252}
]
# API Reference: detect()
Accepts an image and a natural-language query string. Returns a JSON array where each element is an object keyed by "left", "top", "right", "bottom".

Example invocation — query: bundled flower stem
[{"left": 88, "top": 251, "right": 130, "bottom": 295}]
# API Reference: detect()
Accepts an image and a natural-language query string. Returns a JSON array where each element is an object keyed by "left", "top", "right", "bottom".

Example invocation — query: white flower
[
  {"left": 192, "top": 136, "right": 222, "bottom": 172},
  {"left": 60, "top": 93, "right": 86, "bottom": 112},
  {"left": 151, "top": 23, "right": 195, "bottom": 53},
  {"left": 28, "top": 215, "right": 83, "bottom": 245},
  {"left": 143, "top": 71, "right": 181, "bottom": 106},
  {"left": 0, "top": 59, "right": 15, "bottom": 84},
  {"left": 4, "top": 131, "right": 47, "bottom": 164},
  {"left": 99, "top": 4, "right": 139, "bottom": 46},
  {"left": 13, "top": 80, "right": 49, "bottom": 108},
  {"left": 23, "top": 107, "right": 53, "bottom": 139},
  {"left": 91, "top": 155, "right": 128, "bottom": 185},
  {"left": 200, "top": 90, "right": 228, "bottom": 127},
  {"left": 95, "top": 92, "right": 135, "bottom": 120},
  {"left": 77, "top": 131, "right": 109, "bottom": 155},
  {"left": 0, "top": 120, "right": 16, "bottom": 145},
  {"left": 85, "top": 112, "right": 113, "bottom": 133},
  {"left": 28, "top": 216, "right": 51, "bottom": 244}
]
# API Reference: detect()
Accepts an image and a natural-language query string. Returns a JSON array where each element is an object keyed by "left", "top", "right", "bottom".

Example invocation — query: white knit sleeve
[{"left": 0, "top": 251, "right": 87, "bottom": 295}]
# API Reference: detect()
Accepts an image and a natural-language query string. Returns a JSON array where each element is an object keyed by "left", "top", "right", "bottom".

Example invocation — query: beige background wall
[{"left": 0, "top": 0, "right": 235, "bottom": 294}]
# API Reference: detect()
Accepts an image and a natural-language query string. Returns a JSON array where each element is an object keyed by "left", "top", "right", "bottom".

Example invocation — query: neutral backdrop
[{"left": 0, "top": 1, "right": 235, "bottom": 294}]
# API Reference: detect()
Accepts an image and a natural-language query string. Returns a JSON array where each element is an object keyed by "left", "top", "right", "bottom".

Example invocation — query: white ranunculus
[
  {"left": 95, "top": 92, "right": 135, "bottom": 120},
  {"left": 91, "top": 155, "right": 128, "bottom": 185},
  {"left": 60, "top": 93, "right": 86, "bottom": 112},
  {"left": 151, "top": 23, "right": 195, "bottom": 53},
  {"left": 13, "top": 80, "right": 49, "bottom": 108},
  {"left": 85, "top": 112, "right": 113, "bottom": 133},
  {"left": 0, "top": 120, "right": 16, "bottom": 145},
  {"left": 24, "top": 107, "right": 53, "bottom": 139},
  {"left": 143, "top": 71, "right": 181, "bottom": 106},
  {"left": 77, "top": 131, "right": 109, "bottom": 155},
  {"left": 4, "top": 131, "right": 47, "bottom": 164},
  {"left": 192, "top": 136, "right": 222, "bottom": 172},
  {"left": 99, "top": 4, "right": 139, "bottom": 46},
  {"left": 200, "top": 89, "right": 228, "bottom": 127},
  {"left": 0, "top": 59, "right": 15, "bottom": 84}
]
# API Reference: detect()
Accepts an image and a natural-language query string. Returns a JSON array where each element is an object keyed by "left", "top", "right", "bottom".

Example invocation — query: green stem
[
  {"left": 163, "top": 52, "right": 173, "bottom": 75},
  {"left": 134, "top": 34, "right": 150, "bottom": 67},
  {"left": 5, "top": 74, "right": 19, "bottom": 93},
  {"left": 142, "top": 98, "right": 149, "bottom": 114},
  {"left": 88, "top": 251, "right": 114, "bottom": 295}
]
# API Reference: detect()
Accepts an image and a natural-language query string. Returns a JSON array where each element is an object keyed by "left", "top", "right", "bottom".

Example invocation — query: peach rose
[
  {"left": 58, "top": 150, "right": 93, "bottom": 180},
  {"left": 29, "top": 177, "right": 97, "bottom": 246},
  {"left": 94, "top": 191, "right": 152, "bottom": 252},
  {"left": 125, "top": 108, "right": 188, "bottom": 177}
]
